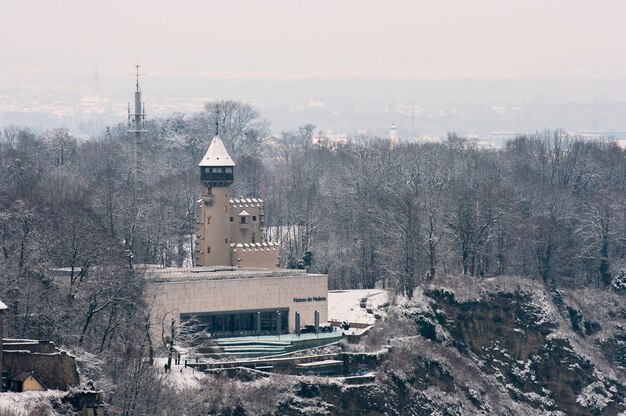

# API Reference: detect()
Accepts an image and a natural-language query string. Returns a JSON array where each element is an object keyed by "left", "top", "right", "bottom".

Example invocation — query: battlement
[
  {"left": 231, "top": 242, "right": 279, "bottom": 250},
  {"left": 230, "top": 197, "right": 263, "bottom": 207}
]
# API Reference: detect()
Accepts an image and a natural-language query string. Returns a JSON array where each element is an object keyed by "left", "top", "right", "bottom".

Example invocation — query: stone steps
[
  {"left": 199, "top": 332, "right": 342, "bottom": 359},
  {"left": 218, "top": 343, "right": 293, "bottom": 358},
  {"left": 221, "top": 345, "right": 292, "bottom": 352},
  {"left": 220, "top": 350, "right": 289, "bottom": 358},
  {"left": 215, "top": 340, "right": 292, "bottom": 347}
]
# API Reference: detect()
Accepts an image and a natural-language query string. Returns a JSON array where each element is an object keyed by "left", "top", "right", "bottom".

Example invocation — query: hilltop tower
[
  {"left": 196, "top": 135, "right": 236, "bottom": 266},
  {"left": 196, "top": 133, "right": 279, "bottom": 268}
]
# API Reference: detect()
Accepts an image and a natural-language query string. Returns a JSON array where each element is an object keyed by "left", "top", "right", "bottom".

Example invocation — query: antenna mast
[
  {"left": 127, "top": 62, "right": 147, "bottom": 205},
  {"left": 215, "top": 101, "right": 219, "bottom": 136}
]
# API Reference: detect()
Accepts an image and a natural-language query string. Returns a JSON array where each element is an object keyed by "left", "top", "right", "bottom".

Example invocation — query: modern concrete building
[{"left": 146, "top": 267, "right": 327, "bottom": 337}]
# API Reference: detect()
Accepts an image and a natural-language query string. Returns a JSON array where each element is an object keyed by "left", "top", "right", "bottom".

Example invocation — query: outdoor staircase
[
  {"left": 217, "top": 339, "right": 295, "bottom": 358},
  {"left": 197, "top": 332, "right": 341, "bottom": 359},
  {"left": 199, "top": 339, "right": 294, "bottom": 359}
]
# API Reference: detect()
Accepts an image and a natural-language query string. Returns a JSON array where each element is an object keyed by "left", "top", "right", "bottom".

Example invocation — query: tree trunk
[{"left": 166, "top": 317, "right": 175, "bottom": 371}]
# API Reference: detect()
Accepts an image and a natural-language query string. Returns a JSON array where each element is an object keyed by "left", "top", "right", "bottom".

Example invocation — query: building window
[
  {"left": 181, "top": 309, "right": 288, "bottom": 336},
  {"left": 225, "top": 167, "right": 233, "bottom": 173},
  {"left": 207, "top": 216, "right": 211, "bottom": 224},
  {"left": 252, "top": 216, "right": 257, "bottom": 222},
  {"left": 230, "top": 217, "right": 234, "bottom": 222},
  {"left": 225, "top": 238, "right": 228, "bottom": 244},
  {"left": 240, "top": 216, "right": 247, "bottom": 224},
  {"left": 207, "top": 247, "right": 210, "bottom": 254}
]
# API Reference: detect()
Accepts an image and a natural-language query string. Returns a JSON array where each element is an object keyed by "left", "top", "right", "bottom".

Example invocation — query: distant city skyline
[
  {"left": 3, "top": 75, "right": 626, "bottom": 143},
  {"left": 2, "top": 1, "right": 626, "bottom": 141}
]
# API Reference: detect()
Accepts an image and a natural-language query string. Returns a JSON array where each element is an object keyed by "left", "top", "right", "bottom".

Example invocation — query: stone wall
[
  {"left": 196, "top": 189, "right": 232, "bottom": 267},
  {"left": 3, "top": 349, "right": 80, "bottom": 390},
  {"left": 229, "top": 198, "right": 264, "bottom": 245},
  {"left": 3, "top": 339, "right": 57, "bottom": 353},
  {"left": 231, "top": 243, "right": 279, "bottom": 269}
]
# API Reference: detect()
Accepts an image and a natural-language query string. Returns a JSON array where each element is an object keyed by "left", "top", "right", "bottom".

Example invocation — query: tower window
[
  {"left": 240, "top": 217, "right": 247, "bottom": 224},
  {"left": 225, "top": 238, "right": 228, "bottom": 244},
  {"left": 252, "top": 216, "right": 257, "bottom": 222},
  {"left": 230, "top": 217, "right": 234, "bottom": 222},
  {"left": 207, "top": 247, "right": 211, "bottom": 254},
  {"left": 225, "top": 167, "right": 233, "bottom": 173}
]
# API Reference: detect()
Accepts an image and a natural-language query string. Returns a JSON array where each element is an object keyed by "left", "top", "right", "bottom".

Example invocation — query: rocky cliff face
[
  {"left": 281, "top": 277, "right": 626, "bottom": 415},
  {"left": 412, "top": 282, "right": 626, "bottom": 415}
]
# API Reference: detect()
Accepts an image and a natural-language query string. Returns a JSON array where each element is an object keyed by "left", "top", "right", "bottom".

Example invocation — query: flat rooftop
[{"left": 142, "top": 266, "right": 325, "bottom": 283}]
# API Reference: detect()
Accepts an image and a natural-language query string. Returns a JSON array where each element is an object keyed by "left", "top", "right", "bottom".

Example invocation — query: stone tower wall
[{"left": 196, "top": 187, "right": 232, "bottom": 267}]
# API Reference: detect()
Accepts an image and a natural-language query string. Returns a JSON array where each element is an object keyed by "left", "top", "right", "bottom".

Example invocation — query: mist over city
[{"left": 3, "top": 1, "right": 626, "bottom": 143}]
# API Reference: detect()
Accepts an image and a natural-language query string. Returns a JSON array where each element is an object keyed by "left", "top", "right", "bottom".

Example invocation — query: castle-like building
[
  {"left": 195, "top": 135, "right": 279, "bottom": 268},
  {"left": 147, "top": 133, "right": 327, "bottom": 338}
]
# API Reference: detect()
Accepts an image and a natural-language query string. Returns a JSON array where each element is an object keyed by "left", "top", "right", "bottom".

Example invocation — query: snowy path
[
  {"left": 327, "top": 289, "right": 388, "bottom": 325},
  {"left": 155, "top": 357, "right": 206, "bottom": 389}
]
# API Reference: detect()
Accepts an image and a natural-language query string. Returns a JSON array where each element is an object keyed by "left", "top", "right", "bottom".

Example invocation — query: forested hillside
[{"left": 0, "top": 101, "right": 624, "bottom": 414}]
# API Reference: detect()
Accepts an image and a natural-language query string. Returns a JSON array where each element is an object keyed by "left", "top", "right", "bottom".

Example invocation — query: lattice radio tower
[{"left": 127, "top": 63, "right": 147, "bottom": 205}]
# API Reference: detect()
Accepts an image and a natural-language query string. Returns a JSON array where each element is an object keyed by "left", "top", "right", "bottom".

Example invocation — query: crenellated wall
[
  {"left": 230, "top": 242, "right": 280, "bottom": 269},
  {"left": 196, "top": 195, "right": 280, "bottom": 268}
]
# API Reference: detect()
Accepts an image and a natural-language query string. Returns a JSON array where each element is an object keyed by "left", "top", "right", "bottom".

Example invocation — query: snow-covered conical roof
[{"left": 199, "top": 135, "right": 235, "bottom": 167}]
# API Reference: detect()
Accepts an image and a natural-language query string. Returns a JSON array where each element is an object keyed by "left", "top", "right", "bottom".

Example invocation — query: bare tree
[{"left": 204, "top": 100, "right": 270, "bottom": 156}]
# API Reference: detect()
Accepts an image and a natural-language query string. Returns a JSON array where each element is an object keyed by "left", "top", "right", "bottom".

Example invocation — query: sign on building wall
[{"left": 293, "top": 296, "right": 327, "bottom": 303}]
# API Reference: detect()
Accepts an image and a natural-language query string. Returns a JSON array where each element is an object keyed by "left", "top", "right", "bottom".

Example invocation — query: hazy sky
[{"left": 2, "top": 0, "right": 626, "bottom": 79}]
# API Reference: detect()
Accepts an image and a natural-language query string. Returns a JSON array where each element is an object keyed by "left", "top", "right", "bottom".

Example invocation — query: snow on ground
[
  {"left": 154, "top": 357, "right": 206, "bottom": 389},
  {"left": 328, "top": 289, "right": 388, "bottom": 325},
  {"left": 0, "top": 390, "right": 66, "bottom": 415}
]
